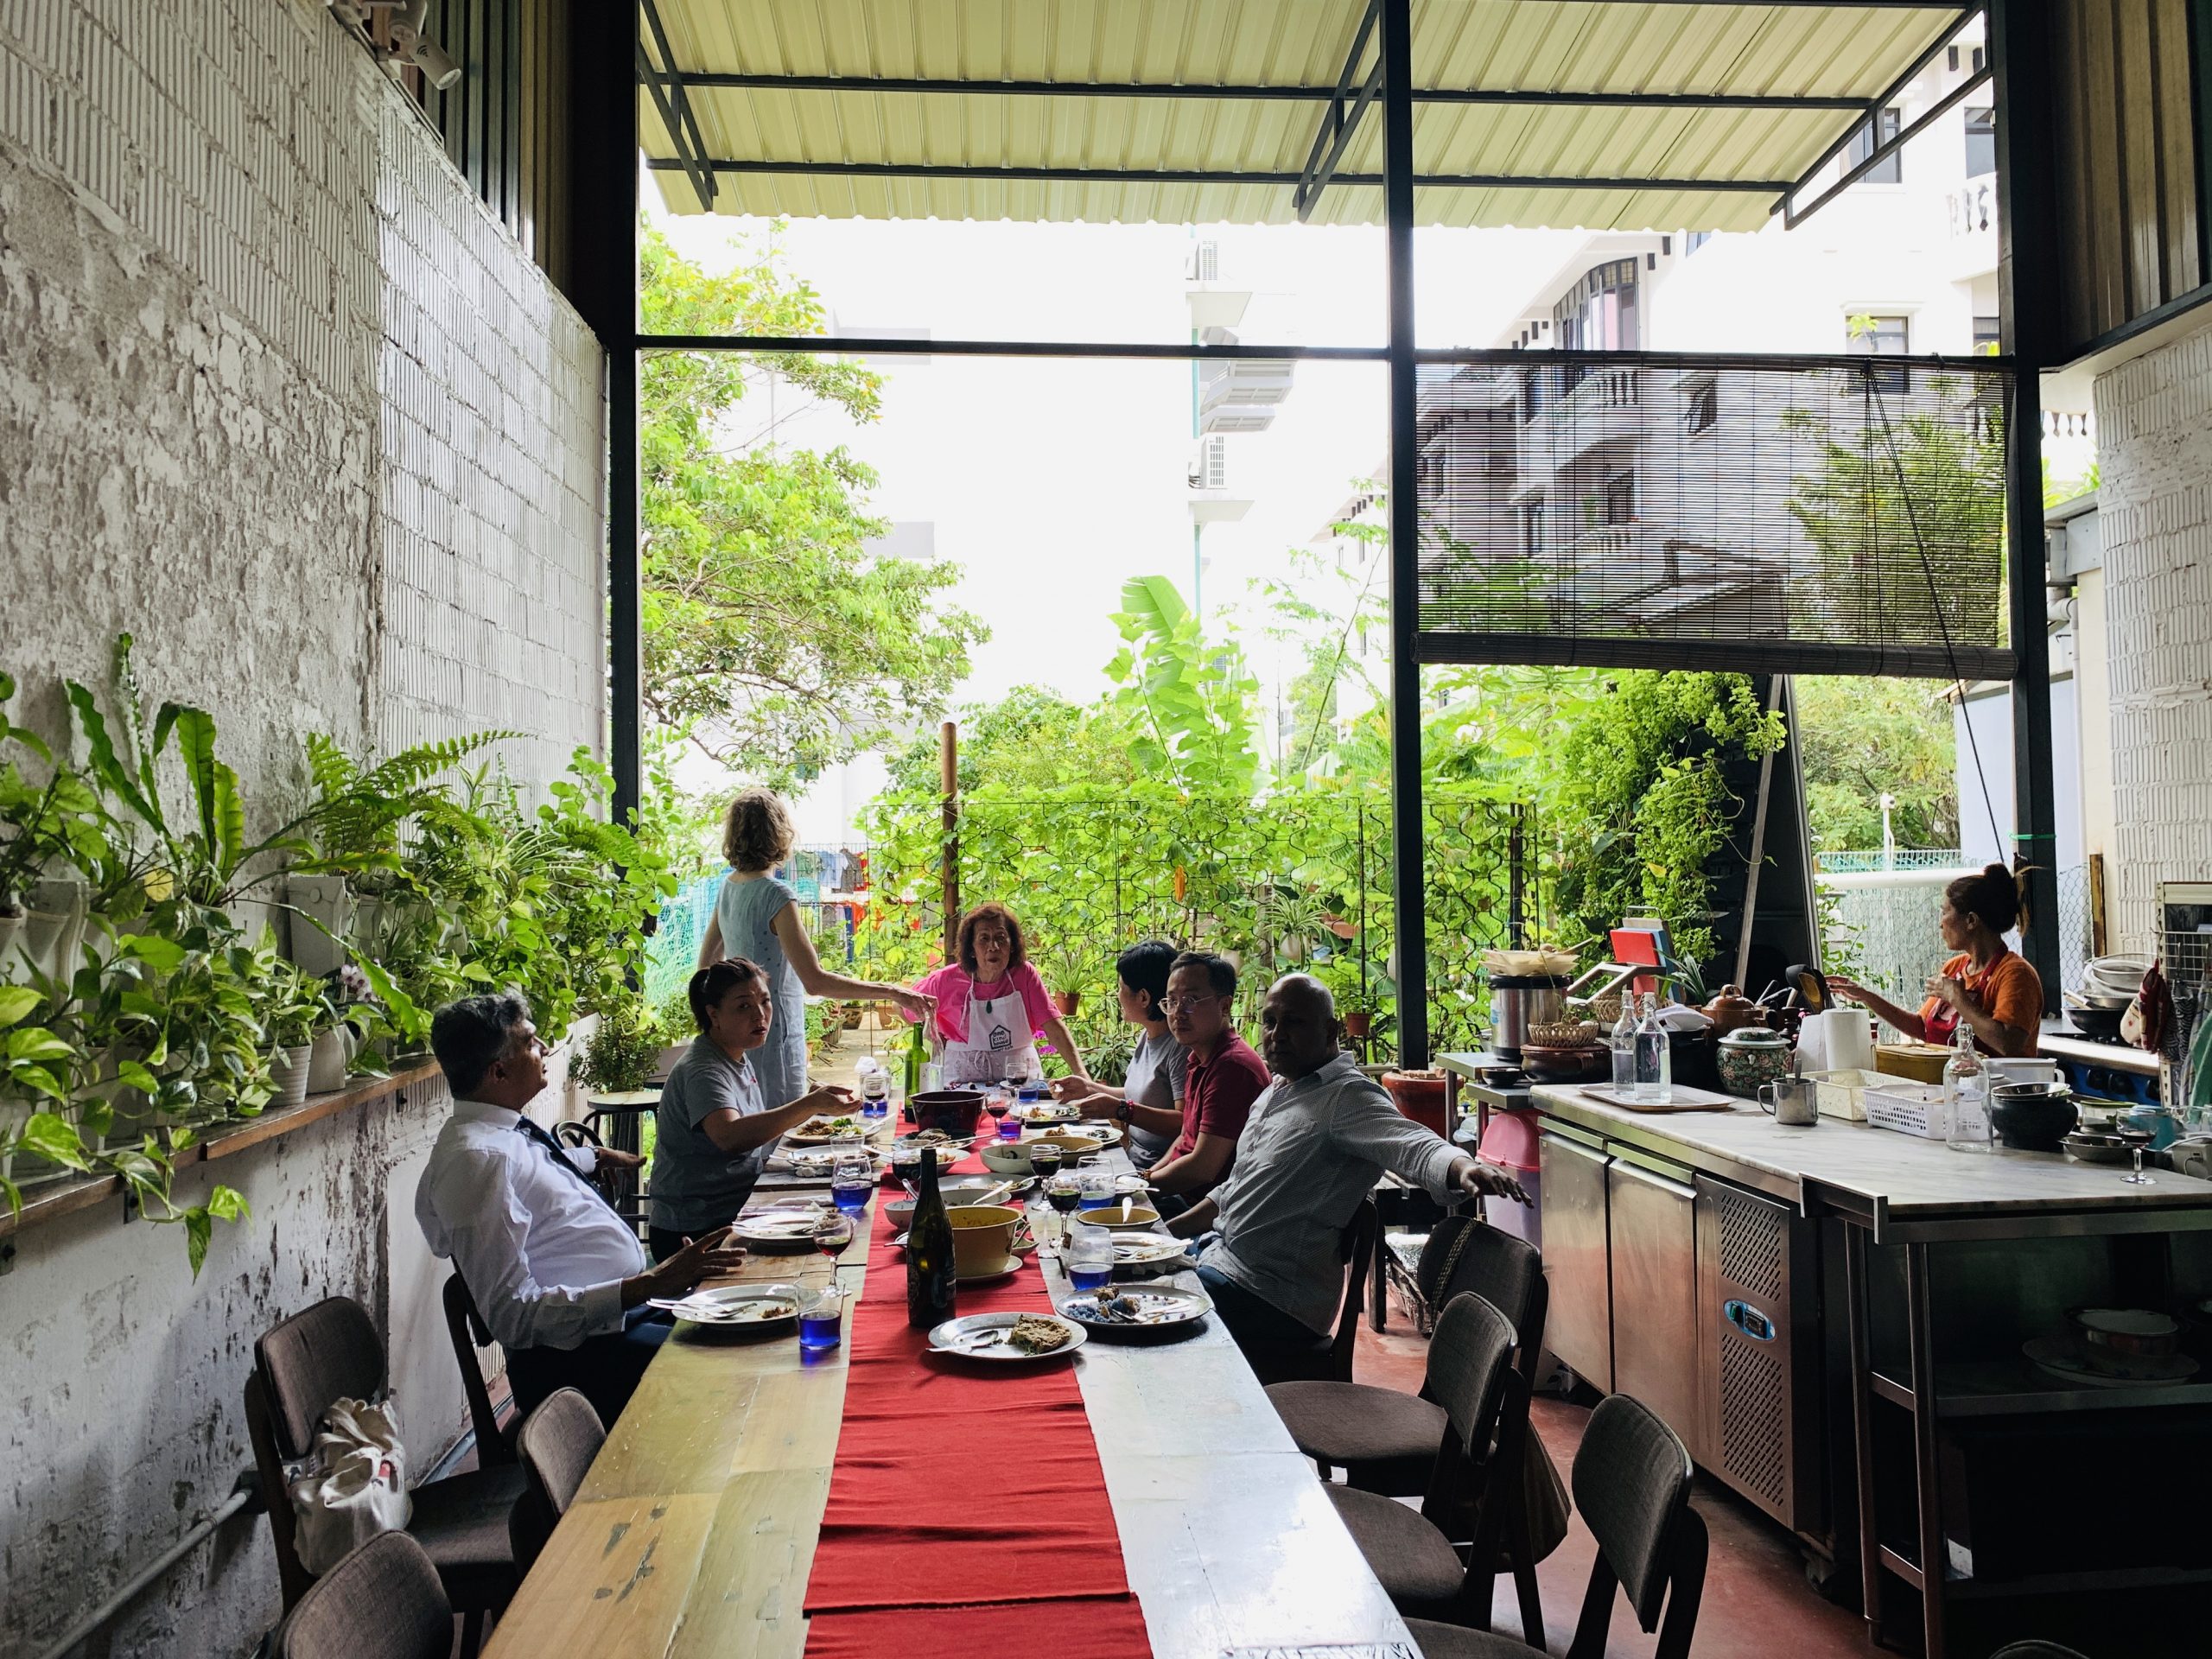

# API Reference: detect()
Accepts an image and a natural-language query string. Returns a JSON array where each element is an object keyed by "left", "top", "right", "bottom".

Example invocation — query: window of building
[
  {"left": 1552, "top": 258, "right": 1641, "bottom": 352},
  {"left": 1602, "top": 471, "right": 1636, "bottom": 526},
  {"left": 1965, "top": 107, "right": 1996, "bottom": 178},
  {"left": 1520, "top": 496, "right": 1548, "bottom": 557},
  {"left": 1685, "top": 230, "right": 1713, "bottom": 257},
  {"left": 1684, "top": 378, "right": 1719, "bottom": 434},
  {"left": 1973, "top": 315, "right": 2002, "bottom": 353},
  {"left": 1846, "top": 106, "right": 1904, "bottom": 183},
  {"left": 1847, "top": 314, "right": 1911, "bottom": 393}
]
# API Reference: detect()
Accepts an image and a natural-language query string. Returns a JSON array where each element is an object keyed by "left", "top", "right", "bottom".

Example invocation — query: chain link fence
[{"left": 1816, "top": 854, "right": 2093, "bottom": 1016}]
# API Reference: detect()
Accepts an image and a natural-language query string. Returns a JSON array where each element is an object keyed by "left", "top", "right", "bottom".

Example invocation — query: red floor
[{"left": 1354, "top": 1319, "right": 1881, "bottom": 1658}]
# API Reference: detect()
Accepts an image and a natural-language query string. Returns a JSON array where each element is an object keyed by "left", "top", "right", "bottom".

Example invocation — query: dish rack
[{"left": 2159, "top": 882, "right": 2212, "bottom": 1121}]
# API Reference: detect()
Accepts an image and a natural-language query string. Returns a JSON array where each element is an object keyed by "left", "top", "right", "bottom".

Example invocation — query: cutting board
[{"left": 1578, "top": 1084, "right": 1739, "bottom": 1114}]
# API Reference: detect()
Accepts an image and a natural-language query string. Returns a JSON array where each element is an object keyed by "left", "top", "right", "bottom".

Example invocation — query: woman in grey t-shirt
[
  {"left": 648, "top": 957, "right": 857, "bottom": 1262},
  {"left": 1053, "top": 941, "right": 1186, "bottom": 1172}
]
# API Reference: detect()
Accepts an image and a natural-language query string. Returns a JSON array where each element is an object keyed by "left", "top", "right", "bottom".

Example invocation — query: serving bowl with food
[{"left": 1071, "top": 1199, "right": 1160, "bottom": 1233}]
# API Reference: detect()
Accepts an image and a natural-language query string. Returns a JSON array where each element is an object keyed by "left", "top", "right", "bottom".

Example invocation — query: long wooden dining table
[{"left": 482, "top": 1125, "right": 1418, "bottom": 1658}]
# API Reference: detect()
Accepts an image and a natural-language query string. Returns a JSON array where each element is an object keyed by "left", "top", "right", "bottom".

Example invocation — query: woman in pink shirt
[{"left": 913, "top": 902, "right": 1090, "bottom": 1085}]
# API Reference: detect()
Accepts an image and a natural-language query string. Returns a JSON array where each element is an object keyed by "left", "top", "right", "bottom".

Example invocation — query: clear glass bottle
[
  {"left": 1633, "top": 992, "right": 1672, "bottom": 1105},
  {"left": 1610, "top": 995, "right": 1639, "bottom": 1092},
  {"left": 1944, "top": 1024, "right": 1991, "bottom": 1153}
]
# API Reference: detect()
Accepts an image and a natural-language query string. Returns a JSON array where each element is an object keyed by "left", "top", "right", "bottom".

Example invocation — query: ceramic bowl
[
  {"left": 910, "top": 1090, "right": 986, "bottom": 1136},
  {"left": 887, "top": 1180, "right": 1002, "bottom": 1231},
  {"left": 1716, "top": 1031, "right": 1795, "bottom": 1097},
  {"left": 2069, "top": 1306, "right": 2180, "bottom": 1360},
  {"left": 978, "top": 1140, "right": 1038, "bottom": 1176},
  {"left": 945, "top": 1204, "right": 1024, "bottom": 1275}
]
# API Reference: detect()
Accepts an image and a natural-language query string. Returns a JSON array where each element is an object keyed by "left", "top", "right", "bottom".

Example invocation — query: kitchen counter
[
  {"left": 2038, "top": 1025, "right": 2162, "bottom": 1077},
  {"left": 1530, "top": 1084, "right": 2212, "bottom": 1234}
]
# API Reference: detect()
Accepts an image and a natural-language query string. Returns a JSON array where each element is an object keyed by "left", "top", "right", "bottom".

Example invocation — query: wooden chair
[
  {"left": 509, "top": 1387, "right": 606, "bottom": 1571},
  {"left": 1404, "top": 1393, "right": 1708, "bottom": 1659},
  {"left": 243, "top": 1296, "right": 524, "bottom": 1653},
  {"left": 270, "top": 1531, "right": 452, "bottom": 1659},
  {"left": 1268, "top": 1222, "right": 1550, "bottom": 1635},
  {"left": 441, "top": 1274, "right": 517, "bottom": 1467}
]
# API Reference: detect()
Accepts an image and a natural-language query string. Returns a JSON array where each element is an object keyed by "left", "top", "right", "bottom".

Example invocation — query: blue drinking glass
[{"left": 799, "top": 1294, "right": 843, "bottom": 1351}]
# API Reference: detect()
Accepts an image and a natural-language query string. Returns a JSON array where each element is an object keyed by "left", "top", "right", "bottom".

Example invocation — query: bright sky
[{"left": 651, "top": 203, "right": 1588, "bottom": 715}]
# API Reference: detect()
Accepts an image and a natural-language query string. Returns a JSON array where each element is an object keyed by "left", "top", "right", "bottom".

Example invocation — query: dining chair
[
  {"left": 1402, "top": 1393, "right": 1707, "bottom": 1659},
  {"left": 1325, "top": 1292, "right": 1529, "bottom": 1629},
  {"left": 244, "top": 1295, "right": 524, "bottom": 1654},
  {"left": 442, "top": 1274, "right": 517, "bottom": 1467},
  {"left": 510, "top": 1387, "right": 607, "bottom": 1571},
  {"left": 1268, "top": 1221, "right": 1550, "bottom": 1636},
  {"left": 270, "top": 1531, "right": 453, "bottom": 1659},
  {"left": 1260, "top": 1197, "right": 1379, "bottom": 1385}
]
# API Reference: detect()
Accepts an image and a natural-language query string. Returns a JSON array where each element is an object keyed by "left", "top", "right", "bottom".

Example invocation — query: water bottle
[
  {"left": 1633, "top": 992, "right": 1672, "bottom": 1106},
  {"left": 1609, "top": 997, "right": 1638, "bottom": 1092},
  {"left": 1944, "top": 1025, "right": 1991, "bottom": 1153},
  {"left": 1068, "top": 1219, "right": 1114, "bottom": 1293}
]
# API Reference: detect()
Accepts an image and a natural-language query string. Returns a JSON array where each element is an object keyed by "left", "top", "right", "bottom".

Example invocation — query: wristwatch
[{"left": 1116, "top": 1102, "right": 1134, "bottom": 1125}]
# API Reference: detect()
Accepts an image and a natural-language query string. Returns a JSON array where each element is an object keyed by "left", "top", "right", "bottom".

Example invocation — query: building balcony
[{"left": 1943, "top": 177, "right": 1999, "bottom": 281}]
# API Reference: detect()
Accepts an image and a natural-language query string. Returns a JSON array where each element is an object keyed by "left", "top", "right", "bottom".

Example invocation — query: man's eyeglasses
[{"left": 1160, "top": 994, "right": 1224, "bottom": 1013}]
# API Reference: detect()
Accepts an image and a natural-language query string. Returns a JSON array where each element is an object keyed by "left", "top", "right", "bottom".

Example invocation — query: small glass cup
[
  {"left": 1077, "top": 1173, "right": 1116, "bottom": 1211},
  {"left": 800, "top": 1289, "right": 844, "bottom": 1351},
  {"left": 831, "top": 1154, "right": 874, "bottom": 1216}
]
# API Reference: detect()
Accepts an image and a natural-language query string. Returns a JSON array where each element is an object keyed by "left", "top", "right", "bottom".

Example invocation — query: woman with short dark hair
[
  {"left": 911, "top": 901, "right": 1090, "bottom": 1084},
  {"left": 1832, "top": 863, "right": 2043, "bottom": 1057},
  {"left": 1053, "top": 940, "right": 1185, "bottom": 1170},
  {"left": 696, "top": 788, "right": 932, "bottom": 1111},
  {"left": 649, "top": 957, "right": 860, "bottom": 1262}
]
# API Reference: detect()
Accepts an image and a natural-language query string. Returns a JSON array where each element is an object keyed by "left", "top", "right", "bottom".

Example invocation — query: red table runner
[{"left": 803, "top": 1126, "right": 1154, "bottom": 1656}]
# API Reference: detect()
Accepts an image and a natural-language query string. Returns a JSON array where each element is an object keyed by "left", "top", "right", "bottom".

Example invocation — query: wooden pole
[
  {"left": 940, "top": 721, "right": 960, "bottom": 961},
  {"left": 1734, "top": 676, "right": 1788, "bottom": 989}
]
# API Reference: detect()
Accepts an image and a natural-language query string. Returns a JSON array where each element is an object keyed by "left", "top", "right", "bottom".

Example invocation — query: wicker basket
[
  {"left": 1587, "top": 994, "right": 1624, "bottom": 1026},
  {"left": 1529, "top": 1018, "right": 1601, "bottom": 1047}
]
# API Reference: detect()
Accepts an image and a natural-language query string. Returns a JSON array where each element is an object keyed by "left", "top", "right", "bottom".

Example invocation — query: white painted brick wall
[
  {"left": 0, "top": 3, "right": 605, "bottom": 1653},
  {"left": 2091, "top": 317, "right": 2212, "bottom": 954}
]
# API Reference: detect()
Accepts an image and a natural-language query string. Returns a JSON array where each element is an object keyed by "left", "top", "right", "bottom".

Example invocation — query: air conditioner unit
[
  {"left": 1186, "top": 240, "right": 1222, "bottom": 283},
  {"left": 1188, "top": 435, "right": 1230, "bottom": 491}
]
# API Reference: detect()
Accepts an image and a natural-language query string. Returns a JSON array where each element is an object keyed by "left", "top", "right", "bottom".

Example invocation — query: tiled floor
[{"left": 1354, "top": 1319, "right": 1881, "bottom": 1658}]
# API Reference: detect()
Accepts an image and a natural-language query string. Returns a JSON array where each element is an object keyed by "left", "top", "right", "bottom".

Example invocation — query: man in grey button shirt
[{"left": 1168, "top": 974, "right": 1528, "bottom": 1383}]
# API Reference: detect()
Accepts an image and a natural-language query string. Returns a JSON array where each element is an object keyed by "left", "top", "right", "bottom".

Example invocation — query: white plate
[
  {"left": 2023, "top": 1336, "right": 2201, "bottom": 1387},
  {"left": 1109, "top": 1234, "right": 1191, "bottom": 1266},
  {"left": 652, "top": 1282, "right": 808, "bottom": 1329},
  {"left": 1059, "top": 1283, "right": 1214, "bottom": 1331},
  {"left": 927, "top": 1311, "right": 1087, "bottom": 1362},
  {"left": 732, "top": 1211, "right": 836, "bottom": 1246}
]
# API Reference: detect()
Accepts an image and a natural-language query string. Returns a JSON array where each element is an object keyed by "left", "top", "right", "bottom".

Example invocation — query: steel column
[
  {"left": 571, "top": 2, "right": 642, "bottom": 826},
  {"left": 1382, "top": 0, "right": 1427, "bottom": 1070},
  {"left": 1989, "top": 0, "right": 2063, "bottom": 991}
]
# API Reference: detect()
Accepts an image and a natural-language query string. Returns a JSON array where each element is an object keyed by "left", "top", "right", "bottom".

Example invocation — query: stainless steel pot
[{"left": 1490, "top": 974, "right": 1571, "bottom": 1061}]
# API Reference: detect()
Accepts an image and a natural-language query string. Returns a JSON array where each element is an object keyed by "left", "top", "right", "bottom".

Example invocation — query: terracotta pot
[
  {"left": 1342, "top": 1009, "right": 1372, "bottom": 1039},
  {"left": 1052, "top": 990, "right": 1080, "bottom": 1017},
  {"left": 1381, "top": 1071, "right": 1449, "bottom": 1136}
]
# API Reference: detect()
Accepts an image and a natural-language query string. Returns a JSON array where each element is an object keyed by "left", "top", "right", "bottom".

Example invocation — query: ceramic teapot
[{"left": 1700, "top": 984, "right": 1770, "bottom": 1037}]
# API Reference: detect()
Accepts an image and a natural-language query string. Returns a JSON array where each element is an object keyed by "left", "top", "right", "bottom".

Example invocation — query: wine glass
[
  {"left": 812, "top": 1211, "right": 857, "bottom": 1278},
  {"left": 1044, "top": 1173, "right": 1084, "bottom": 1254},
  {"left": 891, "top": 1141, "right": 924, "bottom": 1197},
  {"left": 2124, "top": 1146, "right": 2155, "bottom": 1185}
]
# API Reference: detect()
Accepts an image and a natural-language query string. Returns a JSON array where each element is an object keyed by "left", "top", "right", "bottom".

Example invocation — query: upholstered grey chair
[
  {"left": 510, "top": 1387, "right": 607, "bottom": 1571},
  {"left": 1404, "top": 1393, "right": 1708, "bottom": 1659},
  {"left": 270, "top": 1530, "right": 453, "bottom": 1659},
  {"left": 1325, "top": 1293, "right": 1529, "bottom": 1629},
  {"left": 1270, "top": 1221, "right": 1552, "bottom": 1636},
  {"left": 244, "top": 1296, "right": 524, "bottom": 1652}
]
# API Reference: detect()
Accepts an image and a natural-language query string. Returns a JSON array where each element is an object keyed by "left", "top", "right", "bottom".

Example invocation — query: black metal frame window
[
  {"left": 1848, "top": 314, "right": 1912, "bottom": 391},
  {"left": 1965, "top": 106, "right": 1997, "bottom": 178},
  {"left": 1847, "top": 105, "right": 1905, "bottom": 183}
]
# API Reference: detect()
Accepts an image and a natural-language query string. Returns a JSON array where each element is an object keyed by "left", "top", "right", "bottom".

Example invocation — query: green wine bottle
[
  {"left": 902, "top": 1014, "right": 925, "bottom": 1104},
  {"left": 904, "top": 1147, "right": 958, "bottom": 1330}
]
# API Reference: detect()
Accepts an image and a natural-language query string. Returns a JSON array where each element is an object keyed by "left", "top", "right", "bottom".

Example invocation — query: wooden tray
[{"left": 1578, "top": 1084, "right": 1738, "bottom": 1114}]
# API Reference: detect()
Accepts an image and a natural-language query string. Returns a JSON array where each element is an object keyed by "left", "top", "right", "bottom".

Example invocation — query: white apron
[{"left": 939, "top": 985, "right": 1039, "bottom": 1085}]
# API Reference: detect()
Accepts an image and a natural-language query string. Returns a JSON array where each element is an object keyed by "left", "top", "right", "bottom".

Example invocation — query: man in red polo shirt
[{"left": 1141, "top": 951, "right": 1268, "bottom": 1208}]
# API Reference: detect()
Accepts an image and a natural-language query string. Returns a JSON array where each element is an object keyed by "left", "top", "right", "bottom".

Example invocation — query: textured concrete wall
[
  {"left": 0, "top": 2, "right": 605, "bottom": 1654},
  {"left": 2091, "top": 318, "right": 2212, "bottom": 953}
]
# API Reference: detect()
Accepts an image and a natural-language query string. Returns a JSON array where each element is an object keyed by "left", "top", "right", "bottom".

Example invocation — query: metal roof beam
[
  {"left": 637, "top": 0, "right": 716, "bottom": 205},
  {"left": 1770, "top": 3, "right": 1981, "bottom": 215},
  {"left": 1294, "top": 0, "right": 1383, "bottom": 221},
  {"left": 653, "top": 157, "right": 1794, "bottom": 192},
  {"left": 671, "top": 71, "right": 1872, "bottom": 114},
  {"left": 1780, "top": 60, "right": 1990, "bottom": 226}
]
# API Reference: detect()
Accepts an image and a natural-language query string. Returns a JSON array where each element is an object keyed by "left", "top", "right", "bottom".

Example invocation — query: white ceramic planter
[
  {"left": 269, "top": 1045, "right": 313, "bottom": 1110},
  {"left": 284, "top": 875, "right": 352, "bottom": 977},
  {"left": 0, "top": 908, "right": 23, "bottom": 976},
  {"left": 308, "top": 1026, "right": 359, "bottom": 1093},
  {"left": 19, "top": 877, "right": 88, "bottom": 985}
]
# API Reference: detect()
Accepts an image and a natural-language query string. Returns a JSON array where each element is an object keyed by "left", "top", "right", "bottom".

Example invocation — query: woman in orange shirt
[{"left": 1831, "top": 863, "right": 2043, "bottom": 1058}]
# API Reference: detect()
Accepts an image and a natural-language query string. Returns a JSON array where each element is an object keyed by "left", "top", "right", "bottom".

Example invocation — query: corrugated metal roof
[{"left": 642, "top": 1, "right": 1960, "bottom": 231}]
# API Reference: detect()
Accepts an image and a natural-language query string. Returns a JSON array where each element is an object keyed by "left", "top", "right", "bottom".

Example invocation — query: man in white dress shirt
[{"left": 416, "top": 990, "right": 747, "bottom": 1426}]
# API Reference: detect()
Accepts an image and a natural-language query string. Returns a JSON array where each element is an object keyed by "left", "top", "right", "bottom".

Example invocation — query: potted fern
[{"left": 575, "top": 997, "right": 664, "bottom": 1096}]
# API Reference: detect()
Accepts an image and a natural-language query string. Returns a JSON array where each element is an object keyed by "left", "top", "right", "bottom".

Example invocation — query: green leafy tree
[
  {"left": 639, "top": 226, "right": 986, "bottom": 781},
  {"left": 1793, "top": 675, "right": 1959, "bottom": 852},
  {"left": 1104, "top": 576, "right": 1261, "bottom": 793}
]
